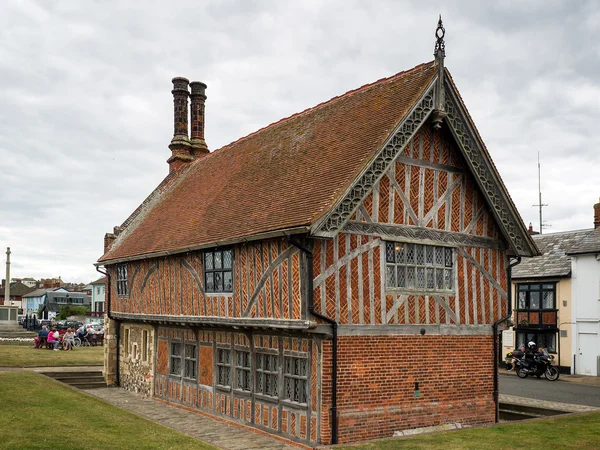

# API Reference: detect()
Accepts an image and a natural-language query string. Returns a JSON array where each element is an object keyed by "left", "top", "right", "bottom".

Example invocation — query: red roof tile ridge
[{"left": 211, "top": 60, "right": 436, "bottom": 154}]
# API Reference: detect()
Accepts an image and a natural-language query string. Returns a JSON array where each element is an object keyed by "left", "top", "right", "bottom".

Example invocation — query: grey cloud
[{"left": 1, "top": 0, "right": 598, "bottom": 282}]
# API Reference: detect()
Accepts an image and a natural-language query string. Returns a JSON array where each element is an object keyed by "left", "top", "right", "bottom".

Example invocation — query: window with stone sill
[
  {"left": 385, "top": 242, "right": 454, "bottom": 292},
  {"left": 204, "top": 249, "right": 233, "bottom": 293},
  {"left": 256, "top": 352, "right": 278, "bottom": 398},
  {"left": 283, "top": 356, "right": 308, "bottom": 404}
]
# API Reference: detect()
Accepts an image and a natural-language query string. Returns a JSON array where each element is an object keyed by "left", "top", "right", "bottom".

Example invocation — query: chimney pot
[
  {"left": 104, "top": 232, "right": 116, "bottom": 254},
  {"left": 168, "top": 77, "right": 193, "bottom": 172},
  {"left": 189, "top": 81, "right": 209, "bottom": 157}
]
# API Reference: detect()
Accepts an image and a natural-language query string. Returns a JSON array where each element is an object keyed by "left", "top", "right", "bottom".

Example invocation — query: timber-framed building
[{"left": 97, "top": 20, "right": 538, "bottom": 446}]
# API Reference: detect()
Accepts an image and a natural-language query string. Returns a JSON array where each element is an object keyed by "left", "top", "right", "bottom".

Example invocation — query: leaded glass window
[
  {"left": 235, "top": 350, "right": 251, "bottom": 392},
  {"left": 170, "top": 342, "right": 182, "bottom": 376},
  {"left": 116, "top": 264, "right": 128, "bottom": 297},
  {"left": 216, "top": 348, "right": 231, "bottom": 386},
  {"left": 283, "top": 356, "right": 307, "bottom": 404},
  {"left": 184, "top": 343, "right": 197, "bottom": 380},
  {"left": 385, "top": 242, "right": 454, "bottom": 292},
  {"left": 256, "top": 352, "right": 279, "bottom": 397},
  {"left": 204, "top": 249, "right": 233, "bottom": 293}
]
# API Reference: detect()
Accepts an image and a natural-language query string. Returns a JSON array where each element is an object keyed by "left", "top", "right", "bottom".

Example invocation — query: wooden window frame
[
  {"left": 203, "top": 248, "right": 234, "bottom": 294},
  {"left": 234, "top": 349, "right": 251, "bottom": 392},
  {"left": 216, "top": 347, "right": 231, "bottom": 387},
  {"left": 116, "top": 264, "right": 129, "bottom": 297},
  {"left": 256, "top": 351, "right": 279, "bottom": 398},
  {"left": 169, "top": 341, "right": 183, "bottom": 377},
  {"left": 385, "top": 241, "right": 454, "bottom": 293},
  {"left": 184, "top": 343, "right": 197, "bottom": 380},
  {"left": 283, "top": 355, "right": 308, "bottom": 405}
]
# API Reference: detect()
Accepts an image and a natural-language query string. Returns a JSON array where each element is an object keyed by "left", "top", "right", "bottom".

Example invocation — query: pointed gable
[{"left": 99, "top": 62, "right": 438, "bottom": 263}]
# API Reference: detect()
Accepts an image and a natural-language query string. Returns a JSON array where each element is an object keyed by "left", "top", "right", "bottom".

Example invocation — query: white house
[
  {"left": 569, "top": 200, "right": 600, "bottom": 376},
  {"left": 90, "top": 276, "right": 106, "bottom": 314}
]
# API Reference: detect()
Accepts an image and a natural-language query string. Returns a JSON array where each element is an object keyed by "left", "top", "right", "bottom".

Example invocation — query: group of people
[
  {"left": 33, "top": 325, "right": 64, "bottom": 351},
  {"left": 33, "top": 323, "right": 104, "bottom": 350}
]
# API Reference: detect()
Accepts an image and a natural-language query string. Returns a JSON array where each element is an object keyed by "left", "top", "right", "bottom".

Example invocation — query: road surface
[{"left": 499, "top": 373, "right": 600, "bottom": 408}]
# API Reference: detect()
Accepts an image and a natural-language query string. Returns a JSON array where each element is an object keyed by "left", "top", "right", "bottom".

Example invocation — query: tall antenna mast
[{"left": 532, "top": 152, "right": 548, "bottom": 234}]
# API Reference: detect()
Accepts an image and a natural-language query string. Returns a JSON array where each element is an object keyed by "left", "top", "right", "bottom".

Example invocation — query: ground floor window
[
  {"left": 284, "top": 356, "right": 308, "bottom": 404},
  {"left": 516, "top": 331, "right": 557, "bottom": 353},
  {"left": 256, "top": 352, "right": 278, "bottom": 397},
  {"left": 235, "top": 350, "right": 251, "bottom": 391},
  {"left": 217, "top": 348, "right": 231, "bottom": 386},
  {"left": 184, "top": 344, "right": 197, "bottom": 380},
  {"left": 170, "top": 342, "right": 182, "bottom": 375}
]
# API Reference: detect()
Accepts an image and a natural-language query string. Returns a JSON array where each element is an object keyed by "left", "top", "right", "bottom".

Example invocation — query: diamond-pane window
[
  {"left": 223, "top": 250, "right": 233, "bottom": 269},
  {"left": 256, "top": 352, "right": 278, "bottom": 397},
  {"left": 216, "top": 348, "right": 231, "bottom": 386},
  {"left": 170, "top": 342, "right": 182, "bottom": 376},
  {"left": 204, "top": 248, "right": 233, "bottom": 293},
  {"left": 184, "top": 344, "right": 197, "bottom": 380},
  {"left": 283, "top": 356, "right": 308, "bottom": 405},
  {"left": 235, "top": 350, "right": 250, "bottom": 391},
  {"left": 385, "top": 242, "right": 454, "bottom": 293}
]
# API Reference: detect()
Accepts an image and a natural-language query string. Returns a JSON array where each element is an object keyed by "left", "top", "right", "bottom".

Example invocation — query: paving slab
[{"left": 84, "top": 386, "right": 304, "bottom": 450}]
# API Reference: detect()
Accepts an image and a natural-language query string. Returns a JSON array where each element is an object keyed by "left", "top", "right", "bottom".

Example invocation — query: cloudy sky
[{"left": 1, "top": 1, "right": 598, "bottom": 283}]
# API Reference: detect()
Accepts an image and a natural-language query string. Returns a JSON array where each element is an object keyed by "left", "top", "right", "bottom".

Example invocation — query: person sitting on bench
[
  {"left": 47, "top": 327, "right": 60, "bottom": 351},
  {"left": 34, "top": 325, "right": 49, "bottom": 349}
]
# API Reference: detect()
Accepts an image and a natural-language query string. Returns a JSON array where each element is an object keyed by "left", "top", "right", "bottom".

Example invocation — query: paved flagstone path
[{"left": 84, "top": 386, "right": 303, "bottom": 450}]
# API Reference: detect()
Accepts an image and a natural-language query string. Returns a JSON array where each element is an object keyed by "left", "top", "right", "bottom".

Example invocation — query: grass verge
[
  {"left": 0, "top": 372, "right": 215, "bottom": 450},
  {"left": 0, "top": 344, "right": 104, "bottom": 367},
  {"left": 338, "top": 412, "right": 600, "bottom": 449}
]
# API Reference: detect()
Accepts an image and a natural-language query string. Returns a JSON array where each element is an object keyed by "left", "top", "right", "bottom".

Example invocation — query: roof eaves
[{"left": 97, "top": 225, "right": 310, "bottom": 265}]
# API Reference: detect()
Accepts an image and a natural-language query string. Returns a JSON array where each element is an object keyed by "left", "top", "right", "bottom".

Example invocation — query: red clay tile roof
[{"left": 99, "top": 61, "right": 438, "bottom": 263}]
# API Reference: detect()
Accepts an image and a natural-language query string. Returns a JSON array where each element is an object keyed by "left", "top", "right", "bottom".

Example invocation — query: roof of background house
[
  {"left": 0, "top": 282, "right": 36, "bottom": 297},
  {"left": 566, "top": 229, "right": 600, "bottom": 255},
  {"left": 90, "top": 276, "right": 107, "bottom": 285},
  {"left": 99, "top": 61, "right": 439, "bottom": 262},
  {"left": 22, "top": 288, "right": 51, "bottom": 298},
  {"left": 513, "top": 229, "right": 593, "bottom": 279}
]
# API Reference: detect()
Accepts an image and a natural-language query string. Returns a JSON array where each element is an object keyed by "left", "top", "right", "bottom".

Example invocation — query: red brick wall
[{"left": 321, "top": 334, "right": 495, "bottom": 444}]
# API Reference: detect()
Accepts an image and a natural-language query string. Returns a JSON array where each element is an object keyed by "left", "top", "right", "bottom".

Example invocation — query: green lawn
[
  {"left": 339, "top": 412, "right": 600, "bottom": 449},
  {"left": 0, "top": 372, "right": 216, "bottom": 450},
  {"left": 0, "top": 344, "right": 104, "bottom": 367}
]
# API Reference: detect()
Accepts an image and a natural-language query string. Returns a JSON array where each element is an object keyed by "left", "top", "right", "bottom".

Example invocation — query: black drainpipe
[
  {"left": 492, "top": 255, "right": 521, "bottom": 422},
  {"left": 288, "top": 237, "right": 338, "bottom": 445},
  {"left": 96, "top": 265, "right": 120, "bottom": 386}
]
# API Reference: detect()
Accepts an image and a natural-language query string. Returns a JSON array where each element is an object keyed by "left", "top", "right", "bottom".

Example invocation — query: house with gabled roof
[
  {"left": 506, "top": 199, "right": 600, "bottom": 377},
  {"left": 96, "top": 19, "right": 537, "bottom": 446}
]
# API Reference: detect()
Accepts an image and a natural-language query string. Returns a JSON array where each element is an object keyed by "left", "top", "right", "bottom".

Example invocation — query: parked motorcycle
[{"left": 514, "top": 350, "right": 560, "bottom": 381}]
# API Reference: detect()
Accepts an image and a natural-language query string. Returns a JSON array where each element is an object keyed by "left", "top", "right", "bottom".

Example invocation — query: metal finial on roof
[
  {"left": 434, "top": 15, "right": 445, "bottom": 58},
  {"left": 432, "top": 15, "right": 447, "bottom": 130}
]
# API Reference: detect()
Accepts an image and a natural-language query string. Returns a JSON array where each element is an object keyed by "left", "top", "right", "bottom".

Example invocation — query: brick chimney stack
[
  {"left": 190, "top": 81, "right": 209, "bottom": 157},
  {"left": 167, "top": 77, "right": 193, "bottom": 172},
  {"left": 594, "top": 197, "right": 600, "bottom": 230}
]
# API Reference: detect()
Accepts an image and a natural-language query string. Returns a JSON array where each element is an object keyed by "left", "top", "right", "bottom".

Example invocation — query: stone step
[
  {"left": 42, "top": 370, "right": 107, "bottom": 390},
  {"left": 44, "top": 371, "right": 103, "bottom": 379}
]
